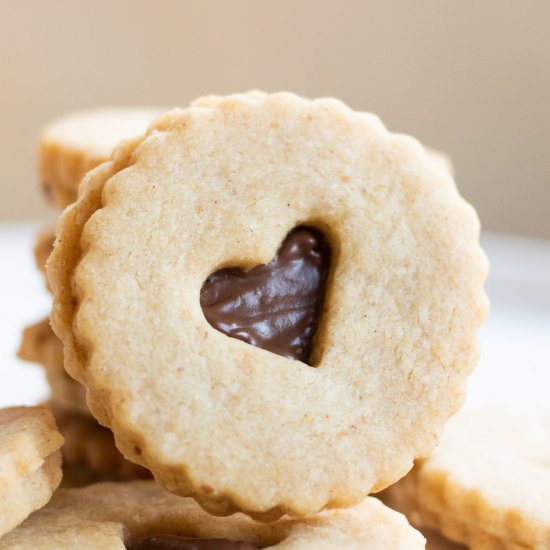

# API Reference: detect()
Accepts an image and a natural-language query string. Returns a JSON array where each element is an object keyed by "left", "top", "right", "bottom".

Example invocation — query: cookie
[
  {"left": 48, "top": 91, "right": 488, "bottom": 518},
  {"left": 380, "top": 407, "right": 550, "bottom": 549},
  {"left": 0, "top": 481, "right": 425, "bottom": 549},
  {"left": 0, "top": 406, "right": 63, "bottom": 538},
  {"left": 51, "top": 405, "right": 151, "bottom": 483},
  {"left": 39, "top": 107, "right": 164, "bottom": 207},
  {"left": 18, "top": 318, "right": 89, "bottom": 416}
]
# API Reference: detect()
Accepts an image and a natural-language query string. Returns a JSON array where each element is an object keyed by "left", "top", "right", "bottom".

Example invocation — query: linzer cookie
[
  {"left": 48, "top": 91, "right": 488, "bottom": 518},
  {"left": 0, "top": 407, "right": 63, "bottom": 538},
  {"left": 381, "top": 407, "right": 550, "bottom": 550},
  {"left": 0, "top": 481, "right": 425, "bottom": 549},
  {"left": 39, "top": 107, "right": 164, "bottom": 207}
]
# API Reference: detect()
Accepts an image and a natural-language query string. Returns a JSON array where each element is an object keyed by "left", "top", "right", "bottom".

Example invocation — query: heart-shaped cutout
[{"left": 200, "top": 227, "right": 331, "bottom": 365}]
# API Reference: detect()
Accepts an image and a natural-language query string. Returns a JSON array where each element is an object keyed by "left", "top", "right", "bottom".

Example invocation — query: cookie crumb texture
[
  {"left": 382, "top": 407, "right": 550, "bottom": 550},
  {"left": 49, "top": 91, "right": 488, "bottom": 517},
  {"left": 0, "top": 481, "right": 425, "bottom": 549}
]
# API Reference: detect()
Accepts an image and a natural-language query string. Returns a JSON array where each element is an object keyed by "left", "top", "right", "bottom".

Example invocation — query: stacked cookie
[
  {"left": 2, "top": 91, "right": 517, "bottom": 548},
  {"left": 381, "top": 407, "right": 550, "bottom": 549},
  {"left": 18, "top": 107, "right": 164, "bottom": 483}
]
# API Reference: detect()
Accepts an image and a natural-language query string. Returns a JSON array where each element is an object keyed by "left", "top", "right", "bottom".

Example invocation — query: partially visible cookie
[
  {"left": 51, "top": 405, "right": 151, "bottom": 483},
  {"left": 0, "top": 407, "right": 64, "bottom": 538},
  {"left": 39, "top": 107, "right": 164, "bottom": 207},
  {"left": 380, "top": 407, "right": 550, "bottom": 549},
  {"left": 18, "top": 319, "right": 150, "bottom": 481},
  {"left": 0, "top": 481, "right": 425, "bottom": 549},
  {"left": 18, "top": 318, "right": 89, "bottom": 416}
]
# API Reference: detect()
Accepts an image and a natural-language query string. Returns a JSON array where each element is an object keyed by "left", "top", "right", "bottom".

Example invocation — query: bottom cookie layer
[{"left": 0, "top": 481, "right": 425, "bottom": 549}]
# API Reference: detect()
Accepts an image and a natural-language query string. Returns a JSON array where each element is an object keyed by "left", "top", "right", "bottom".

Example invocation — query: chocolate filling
[
  {"left": 132, "top": 535, "right": 259, "bottom": 550},
  {"left": 200, "top": 226, "right": 331, "bottom": 364}
]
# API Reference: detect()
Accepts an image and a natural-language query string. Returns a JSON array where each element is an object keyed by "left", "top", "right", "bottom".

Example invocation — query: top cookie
[
  {"left": 48, "top": 91, "right": 488, "bottom": 518},
  {"left": 0, "top": 407, "right": 64, "bottom": 538},
  {"left": 39, "top": 107, "right": 164, "bottom": 207}
]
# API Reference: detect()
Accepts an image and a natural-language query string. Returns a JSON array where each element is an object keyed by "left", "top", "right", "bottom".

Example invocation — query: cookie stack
[
  {"left": 18, "top": 107, "right": 164, "bottom": 483},
  {"left": 9, "top": 92, "right": 543, "bottom": 549}
]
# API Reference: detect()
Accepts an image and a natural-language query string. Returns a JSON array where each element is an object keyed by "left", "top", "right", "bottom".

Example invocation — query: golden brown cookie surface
[
  {"left": 0, "top": 481, "right": 425, "bottom": 549},
  {"left": 49, "top": 92, "right": 487, "bottom": 517},
  {"left": 0, "top": 407, "right": 63, "bottom": 538},
  {"left": 39, "top": 107, "right": 164, "bottom": 207}
]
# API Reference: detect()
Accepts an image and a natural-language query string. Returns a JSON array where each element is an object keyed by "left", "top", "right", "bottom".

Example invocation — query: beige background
[{"left": 1, "top": 0, "right": 549, "bottom": 238}]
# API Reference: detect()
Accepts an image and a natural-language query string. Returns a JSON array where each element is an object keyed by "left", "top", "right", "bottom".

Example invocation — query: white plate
[
  {"left": 469, "top": 233, "right": 550, "bottom": 406},
  {"left": 0, "top": 223, "right": 549, "bottom": 408}
]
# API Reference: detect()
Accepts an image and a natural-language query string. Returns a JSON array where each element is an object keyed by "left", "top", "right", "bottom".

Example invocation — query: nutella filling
[
  {"left": 200, "top": 226, "right": 331, "bottom": 364},
  {"left": 132, "top": 535, "right": 259, "bottom": 550}
]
